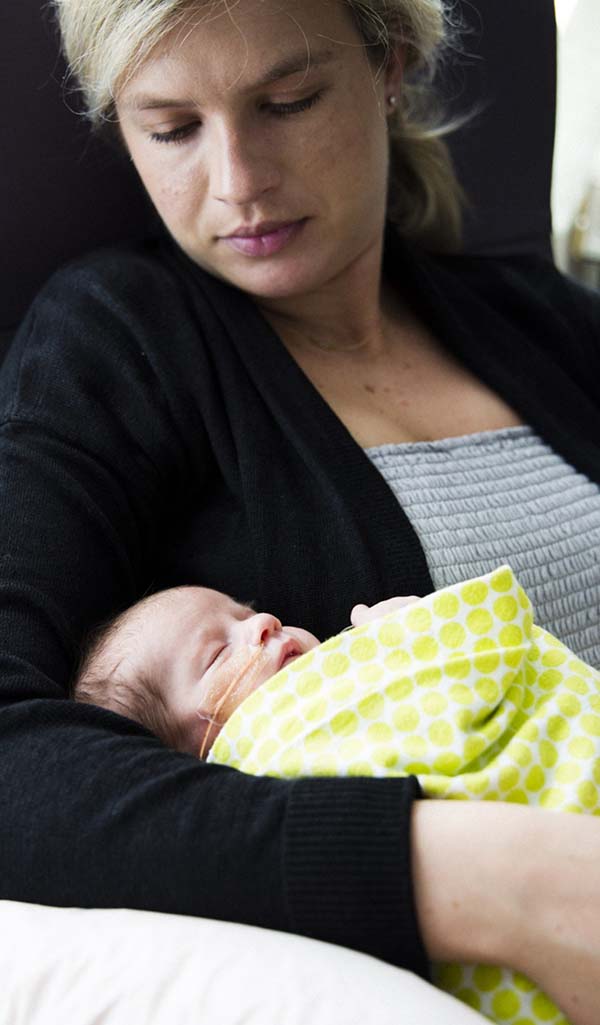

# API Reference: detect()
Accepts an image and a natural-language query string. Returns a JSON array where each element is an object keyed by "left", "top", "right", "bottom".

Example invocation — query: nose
[
  {"left": 245, "top": 612, "right": 282, "bottom": 647},
  {"left": 210, "top": 120, "right": 280, "bottom": 205}
]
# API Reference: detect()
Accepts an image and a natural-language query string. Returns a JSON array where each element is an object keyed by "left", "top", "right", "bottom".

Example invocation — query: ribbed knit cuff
[{"left": 284, "top": 775, "right": 430, "bottom": 976}]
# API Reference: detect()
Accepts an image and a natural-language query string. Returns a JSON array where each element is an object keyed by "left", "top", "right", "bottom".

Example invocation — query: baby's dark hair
[{"left": 71, "top": 600, "right": 187, "bottom": 751}]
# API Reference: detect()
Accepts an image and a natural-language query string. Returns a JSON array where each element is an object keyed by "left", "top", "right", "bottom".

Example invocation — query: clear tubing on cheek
[{"left": 197, "top": 643, "right": 272, "bottom": 760}]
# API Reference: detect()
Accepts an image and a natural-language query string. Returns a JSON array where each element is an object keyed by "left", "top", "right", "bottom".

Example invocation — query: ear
[{"left": 384, "top": 41, "right": 406, "bottom": 102}]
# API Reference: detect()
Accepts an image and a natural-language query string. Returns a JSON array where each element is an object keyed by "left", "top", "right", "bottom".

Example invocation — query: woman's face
[{"left": 117, "top": 0, "right": 401, "bottom": 299}]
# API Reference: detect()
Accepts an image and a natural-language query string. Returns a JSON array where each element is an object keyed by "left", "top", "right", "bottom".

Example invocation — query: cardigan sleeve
[{"left": 0, "top": 252, "right": 428, "bottom": 975}]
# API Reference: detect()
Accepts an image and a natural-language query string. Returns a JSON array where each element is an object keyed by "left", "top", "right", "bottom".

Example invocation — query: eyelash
[
  {"left": 207, "top": 644, "right": 228, "bottom": 670},
  {"left": 268, "top": 91, "right": 323, "bottom": 118},
  {"left": 149, "top": 90, "right": 324, "bottom": 145}
]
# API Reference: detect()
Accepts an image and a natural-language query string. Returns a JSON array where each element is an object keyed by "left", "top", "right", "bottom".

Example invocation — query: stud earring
[{"left": 388, "top": 95, "right": 397, "bottom": 109}]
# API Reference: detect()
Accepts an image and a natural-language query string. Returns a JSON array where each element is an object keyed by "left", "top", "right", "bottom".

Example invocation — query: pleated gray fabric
[{"left": 366, "top": 426, "right": 600, "bottom": 668}]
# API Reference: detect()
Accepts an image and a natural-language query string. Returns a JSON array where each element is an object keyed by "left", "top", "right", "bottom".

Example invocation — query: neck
[{"left": 258, "top": 232, "right": 400, "bottom": 357}]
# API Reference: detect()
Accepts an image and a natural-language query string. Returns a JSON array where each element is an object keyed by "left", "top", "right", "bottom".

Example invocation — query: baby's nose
[{"left": 246, "top": 612, "right": 282, "bottom": 646}]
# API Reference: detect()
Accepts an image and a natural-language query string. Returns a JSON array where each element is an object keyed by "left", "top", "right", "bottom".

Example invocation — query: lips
[
  {"left": 225, "top": 220, "right": 295, "bottom": 238},
  {"left": 280, "top": 652, "right": 301, "bottom": 669},
  {"left": 276, "top": 638, "right": 303, "bottom": 671},
  {"left": 220, "top": 219, "right": 307, "bottom": 258}
]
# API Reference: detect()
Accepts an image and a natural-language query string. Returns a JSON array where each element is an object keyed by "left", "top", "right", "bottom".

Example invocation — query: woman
[{"left": 1, "top": 0, "right": 599, "bottom": 1021}]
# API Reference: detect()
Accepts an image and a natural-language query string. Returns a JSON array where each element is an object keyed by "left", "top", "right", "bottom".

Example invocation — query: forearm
[
  {"left": 411, "top": 800, "right": 532, "bottom": 965},
  {"left": 0, "top": 700, "right": 428, "bottom": 971},
  {"left": 412, "top": 799, "right": 600, "bottom": 1025},
  {"left": 0, "top": 700, "right": 288, "bottom": 924}
]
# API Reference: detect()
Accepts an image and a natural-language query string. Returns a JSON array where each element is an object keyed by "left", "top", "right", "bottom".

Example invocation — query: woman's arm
[
  {"left": 412, "top": 800, "right": 600, "bottom": 1025},
  {"left": 0, "top": 253, "right": 428, "bottom": 973}
]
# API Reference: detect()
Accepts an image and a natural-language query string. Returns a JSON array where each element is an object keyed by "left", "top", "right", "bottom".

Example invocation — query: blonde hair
[{"left": 53, "top": 0, "right": 465, "bottom": 252}]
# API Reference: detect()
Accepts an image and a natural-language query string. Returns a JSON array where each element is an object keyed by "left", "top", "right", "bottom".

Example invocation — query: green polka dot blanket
[{"left": 208, "top": 565, "right": 599, "bottom": 1025}]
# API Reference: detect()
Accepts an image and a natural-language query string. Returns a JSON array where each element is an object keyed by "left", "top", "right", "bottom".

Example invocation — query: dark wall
[
  {"left": 0, "top": 4, "right": 158, "bottom": 333},
  {"left": 441, "top": 0, "right": 556, "bottom": 256}
]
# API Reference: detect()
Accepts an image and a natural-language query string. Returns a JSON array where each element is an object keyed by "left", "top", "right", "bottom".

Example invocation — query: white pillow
[{"left": 1, "top": 901, "right": 489, "bottom": 1024}]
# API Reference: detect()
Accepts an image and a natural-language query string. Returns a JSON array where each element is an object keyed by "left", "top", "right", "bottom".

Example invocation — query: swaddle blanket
[{"left": 209, "top": 565, "right": 600, "bottom": 1025}]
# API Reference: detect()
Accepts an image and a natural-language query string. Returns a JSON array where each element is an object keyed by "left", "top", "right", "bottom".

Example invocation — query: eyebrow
[{"left": 125, "top": 47, "right": 336, "bottom": 112}]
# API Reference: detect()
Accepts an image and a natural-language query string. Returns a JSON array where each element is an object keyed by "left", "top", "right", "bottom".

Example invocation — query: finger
[{"left": 350, "top": 604, "right": 370, "bottom": 627}]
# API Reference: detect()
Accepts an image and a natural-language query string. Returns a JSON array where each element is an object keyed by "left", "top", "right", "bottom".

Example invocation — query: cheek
[
  {"left": 302, "top": 102, "right": 388, "bottom": 202},
  {"left": 344, "top": 111, "right": 388, "bottom": 189},
  {"left": 197, "top": 647, "right": 272, "bottom": 722},
  {"left": 156, "top": 167, "right": 201, "bottom": 220},
  {"left": 284, "top": 626, "right": 320, "bottom": 652},
  {"left": 132, "top": 148, "right": 204, "bottom": 225}
]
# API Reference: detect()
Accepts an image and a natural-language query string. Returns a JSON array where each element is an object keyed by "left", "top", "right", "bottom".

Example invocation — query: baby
[
  {"left": 72, "top": 567, "right": 596, "bottom": 1025},
  {"left": 72, "top": 584, "right": 410, "bottom": 759}
]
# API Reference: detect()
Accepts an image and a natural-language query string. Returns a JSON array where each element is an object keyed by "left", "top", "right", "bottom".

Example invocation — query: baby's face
[{"left": 118, "top": 587, "right": 319, "bottom": 756}]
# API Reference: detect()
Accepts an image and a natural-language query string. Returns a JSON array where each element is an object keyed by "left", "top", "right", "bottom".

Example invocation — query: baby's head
[{"left": 73, "top": 586, "right": 319, "bottom": 757}]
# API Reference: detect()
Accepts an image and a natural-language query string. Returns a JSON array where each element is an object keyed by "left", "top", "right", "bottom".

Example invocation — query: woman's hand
[
  {"left": 350, "top": 594, "right": 420, "bottom": 627},
  {"left": 412, "top": 801, "right": 600, "bottom": 1025}
]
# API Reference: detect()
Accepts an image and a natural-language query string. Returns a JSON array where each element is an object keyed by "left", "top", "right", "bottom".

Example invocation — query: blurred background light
[
  {"left": 554, "top": 0, "right": 579, "bottom": 33},
  {"left": 552, "top": 0, "right": 600, "bottom": 271}
]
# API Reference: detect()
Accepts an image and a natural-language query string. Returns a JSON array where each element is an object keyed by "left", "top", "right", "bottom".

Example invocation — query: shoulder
[
  {"left": 27, "top": 236, "right": 220, "bottom": 329},
  {"left": 387, "top": 233, "right": 600, "bottom": 403},
  {"left": 10, "top": 237, "right": 239, "bottom": 384},
  {"left": 434, "top": 250, "right": 600, "bottom": 338},
  {"left": 415, "top": 250, "right": 600, "bottom": 394},
  {"left": 387, "top": 227, "right": 600, "bottom": 342},
  {"left": 0, "top": 239, "right": 222, "bottom": 429}
]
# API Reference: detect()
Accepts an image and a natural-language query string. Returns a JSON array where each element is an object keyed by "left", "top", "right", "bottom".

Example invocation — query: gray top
[{"left": 366, "top": 426, "right": 600, "bottom": 668}]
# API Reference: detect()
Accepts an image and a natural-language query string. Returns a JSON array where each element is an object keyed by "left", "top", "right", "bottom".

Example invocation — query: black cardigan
[{"left": 0, "top": 228, "right": 598, "bottom": 976}]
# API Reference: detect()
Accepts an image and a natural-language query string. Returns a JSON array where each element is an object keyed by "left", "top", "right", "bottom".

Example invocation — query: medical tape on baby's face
[{"left": 197, "top": 643, "right": 271, "bottom": 760}]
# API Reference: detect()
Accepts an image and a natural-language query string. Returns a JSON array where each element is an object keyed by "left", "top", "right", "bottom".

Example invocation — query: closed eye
[
  {"left": 149, "top": 90, "right": 325, "bottom": 145},
  {"left": 205, "top": 643, "right": 228, "bottom": 672},
  {"left": 150, "top": 122, "right": 199, "bottom": 145},
  {"left": 263, "top": 90, "right": 324, "bottom": 118}
]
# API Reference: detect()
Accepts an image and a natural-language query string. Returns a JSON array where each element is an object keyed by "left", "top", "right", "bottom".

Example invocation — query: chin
[
  {"left": 182, "top": 239, "right": 336, "bottom": 299},
  {"left": 220, "top": 260, "right": 336, "bottom": 301}
]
